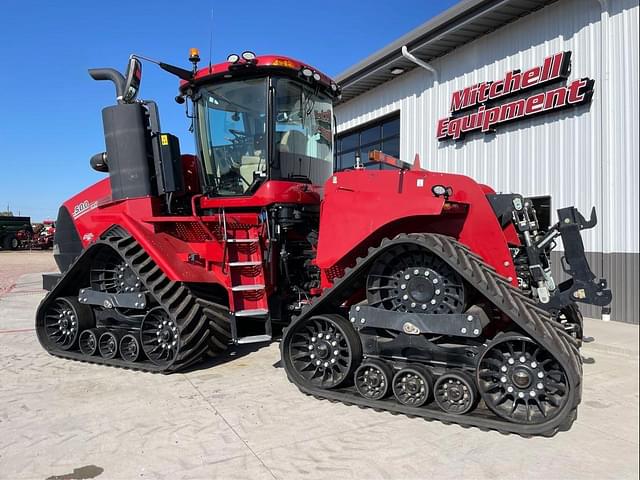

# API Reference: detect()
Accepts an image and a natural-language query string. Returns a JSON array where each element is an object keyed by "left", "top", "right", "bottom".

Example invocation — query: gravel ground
[{"left": 0, "top": 251, "right": 57, "bottom": 297}]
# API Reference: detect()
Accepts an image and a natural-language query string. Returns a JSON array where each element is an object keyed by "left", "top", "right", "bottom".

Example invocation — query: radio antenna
[{"left": 208, "top": 8, "right": 214, "bottom": 73}]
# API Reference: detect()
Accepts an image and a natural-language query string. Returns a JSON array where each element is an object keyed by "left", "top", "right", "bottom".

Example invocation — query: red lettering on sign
[
  {"left": 488, "top": 80, "right": 505, "bottom": 99},
  {"left": 437, "top": 51, "right": 593, "bottom": 141},
  {"left": 436, "top": 117, "right": 450, "bottom": 139},
  {"left": 499, "top": 99, "right": 525, "bottom": 122},
  {"left": 524, "top": 93, "right": 546, "bottom": 115},
  {"left": 450, "top": 88, "right": 470, "bottom": 112},
  {"left": 567, "top": 78, "right": 589, "bottom": 103},
  {"left": 544, "top": 86, "right": 567, "bottom": 109},
  {"left": 521, "top": 66, "right": 541, "bottom": 88}
]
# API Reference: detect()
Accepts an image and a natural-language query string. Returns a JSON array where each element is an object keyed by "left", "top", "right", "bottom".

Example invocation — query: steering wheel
[{"left": 228, "top": 129, "right": 247, "bottom": 141}]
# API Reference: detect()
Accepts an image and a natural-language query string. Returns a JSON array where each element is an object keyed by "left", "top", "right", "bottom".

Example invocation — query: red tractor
[{"left": 37, "top": 50, "right": 611, "bottom": 436}]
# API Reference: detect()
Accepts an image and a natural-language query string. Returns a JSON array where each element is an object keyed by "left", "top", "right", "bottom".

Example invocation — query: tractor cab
[{"left": 181, "top": 53, "right": 340, "bottom": 198}]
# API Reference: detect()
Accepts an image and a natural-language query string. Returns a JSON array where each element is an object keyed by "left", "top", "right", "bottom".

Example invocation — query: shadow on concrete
[
  {"left": 46, "top": 465, "right": 104, "bottom": 480},
  {"left": 181, "top": 341, "right": 277, "bottom": 373}
]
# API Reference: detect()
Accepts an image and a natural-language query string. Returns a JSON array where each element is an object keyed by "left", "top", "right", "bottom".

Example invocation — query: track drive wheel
[
  {"left": 283, "top": 314, "right": 362, "bottom": 389},
  {"left": 90, "top": 249, "right": 142, "bottom": 294},
  {"left": 477, "top": 335, "right": 570, "bottom": 424},
  {"left": 43, "top": 297, "right": 93, "bottom": 351},
  {"left": 354, "top": 359, "right": 393, "bottom": 400},
  {"left": 434, "top": 371, "right": 478, "bottom": 415},
  {"left": 392, "top": 365, "right": 434, "bottom": 407},
  {"left": 366, "top": 244, "right": 465, "bottom": 314}
]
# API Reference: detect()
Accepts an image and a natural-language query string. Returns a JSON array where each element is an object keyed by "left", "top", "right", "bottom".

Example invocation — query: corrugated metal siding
[
  {"left": 551, "top": 252, "right": 639, "bottom": 324},
  {"left": 603, "top": 0, "right": 640, "bottom": 253},
  {"left": 336, "top": 0, "right": 639, "bottom": 322}
]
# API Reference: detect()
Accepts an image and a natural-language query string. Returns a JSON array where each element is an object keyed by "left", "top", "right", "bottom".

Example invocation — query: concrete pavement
[{"left": 0, "top": 272, "right": 638, "bottom": 480}]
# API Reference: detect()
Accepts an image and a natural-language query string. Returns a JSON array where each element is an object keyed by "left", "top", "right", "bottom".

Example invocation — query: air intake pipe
[{"left": 90, "top": 152, "right": 108, "bottom": 172}]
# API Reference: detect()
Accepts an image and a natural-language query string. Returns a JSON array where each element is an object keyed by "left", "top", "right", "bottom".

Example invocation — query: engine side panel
[{"left": 58, "top": 178, "right": 225, "bottom": 285}]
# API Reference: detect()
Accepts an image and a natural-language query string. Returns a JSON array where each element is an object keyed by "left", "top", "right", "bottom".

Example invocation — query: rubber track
[
  {"left": 282, "top": 233, "right": 583, "bottom": 436},
  {"left": 36, "top": 228, "right": 231, "bottom": 373}
]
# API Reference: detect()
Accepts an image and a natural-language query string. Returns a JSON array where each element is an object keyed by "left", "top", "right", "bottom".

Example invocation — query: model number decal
[{"left": 72, "top": 200, "right": 98, "bottom": 219}]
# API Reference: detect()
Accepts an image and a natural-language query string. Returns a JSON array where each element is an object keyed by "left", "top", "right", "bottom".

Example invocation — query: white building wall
[{"left": 335, "top": 0, "right": 639, "bottom": 258}]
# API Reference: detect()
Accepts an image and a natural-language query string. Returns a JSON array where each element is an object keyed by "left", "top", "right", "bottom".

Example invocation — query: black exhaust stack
[
  {"left": 87, "top": 59, "right": 184, "bottom": 202},
  {"left": 101, "top": 102, "right": 154, "bottom": 200}
]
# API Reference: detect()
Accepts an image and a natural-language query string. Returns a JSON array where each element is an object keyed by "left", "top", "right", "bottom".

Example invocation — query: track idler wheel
[
  {"left": 79, "top": 328, "right": 105, "bottom": 356},
  {"left": 99, "top": 331, "right": 121, "bottom": 359},
  {"left": 477, "top": 335, "right": 570, "bottom": 424},
  {"left": 43, "top": 297, "right": 93, "bottom": 351},
  {"left": 354, "top": 359, "right": 393, "bottom": 400},
  {"left": 392, "top": 365, "right": 434, "bottom": 407},
  {"left": 283, "top": 314, "right": 362, "bottom": 389},
  {"left": 140, "top": 307, "right": 180, "bottom": 367},
  {"left": 434, "top": 371, "right": 478, "bottom": 415},
  {"left": 120, "top": 333, "right": 141, "bottom": 363}
]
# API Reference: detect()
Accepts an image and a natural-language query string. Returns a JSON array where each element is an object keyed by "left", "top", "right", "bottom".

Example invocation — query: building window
[{"left": 335, "top": 114, "right": 400, "bottom": 171}]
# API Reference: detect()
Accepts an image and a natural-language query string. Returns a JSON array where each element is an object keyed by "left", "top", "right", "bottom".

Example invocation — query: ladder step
[
  {"left": 229, "top": 261, "right": 262, "bottom": 267},
  {"left": 226, "top": 238, "right": 259, "bottom": 243},
  {"left": 235, "top": 308, "right": 269, "bottom": 317},
  {"left": 236, "top": 334, "right": 272, "bottom": 344},
  {"left": 231, "top": 284, "right": 265, "bottom": 292}
]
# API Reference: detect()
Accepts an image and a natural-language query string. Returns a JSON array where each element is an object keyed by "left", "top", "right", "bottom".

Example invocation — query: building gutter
[{"left": 337, "top": 0, "right": 520, "bottom": 92}]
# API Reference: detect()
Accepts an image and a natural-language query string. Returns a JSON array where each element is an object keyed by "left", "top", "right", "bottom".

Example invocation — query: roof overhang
[{"left": 336, "top": 0, "right": 558, "bottom": 104}]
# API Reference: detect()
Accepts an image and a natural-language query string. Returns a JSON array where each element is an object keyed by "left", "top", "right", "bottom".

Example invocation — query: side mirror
[{"left": 122, "top": 57, "right": 142, "bottom": 103}]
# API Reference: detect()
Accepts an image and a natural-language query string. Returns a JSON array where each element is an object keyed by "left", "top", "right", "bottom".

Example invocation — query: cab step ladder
[{"left": 221, "top": 208, "right": 272, "bottom": 344}]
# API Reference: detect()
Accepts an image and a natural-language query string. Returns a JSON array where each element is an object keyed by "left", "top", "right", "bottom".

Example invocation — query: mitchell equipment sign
[{"left": 436, "top": 51, "right": 594, "bottom": 141}]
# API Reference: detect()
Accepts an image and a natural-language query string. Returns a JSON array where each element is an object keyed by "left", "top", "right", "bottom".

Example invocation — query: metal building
[{"left": 333, "top": 0, "right": 639, "bottom": 323}]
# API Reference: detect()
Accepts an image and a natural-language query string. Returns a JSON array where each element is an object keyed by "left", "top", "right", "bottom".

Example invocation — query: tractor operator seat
[{"left": 277, "top": 129, "right": 308, "bottom": 155}]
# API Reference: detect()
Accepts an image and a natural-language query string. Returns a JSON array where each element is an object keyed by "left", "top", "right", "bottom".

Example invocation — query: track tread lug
[{"left": 37, "top": 228, "right": 231, "bottom": 373}]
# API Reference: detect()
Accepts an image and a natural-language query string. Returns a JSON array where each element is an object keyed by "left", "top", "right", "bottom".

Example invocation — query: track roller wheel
[
  {"left": 43, "top": 297, "right": 93, "bottom": 351},
  {"left": 283, "top": 314, "right": 362, "bottom": 389},
  {"left": 140, "top": 307, "right": 179, "bottom": 367},
  {"left": 98, "top": 331, "right": 121, "bottom": 359},
  {"left": 477, "top": 335, "right": 570, "bottom": 424},
  {"left": 392, "top": 365, "right": 433, "bottom": 407},
  {"left": 434, "top": 371, "right": 478, "bottom": 415},
  {"left": 354, "top": 359, "right": 393, "bottom": 400},
  {"left": 120, "top": 333, "right": 141, "bottom": 363},
  {"left": 79, "top": 328, "right": 105, "bottom": 356}
]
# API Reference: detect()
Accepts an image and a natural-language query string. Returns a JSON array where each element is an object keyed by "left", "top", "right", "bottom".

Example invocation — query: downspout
[
  {"left": 596, "top": 0, "right": 610, "bottom": 321},
  {"left": 401, "top": 46, "right": 439, "bottom": 169},
  {"left": 401, "top": 46, "right": 439, "bottom": 82}
]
